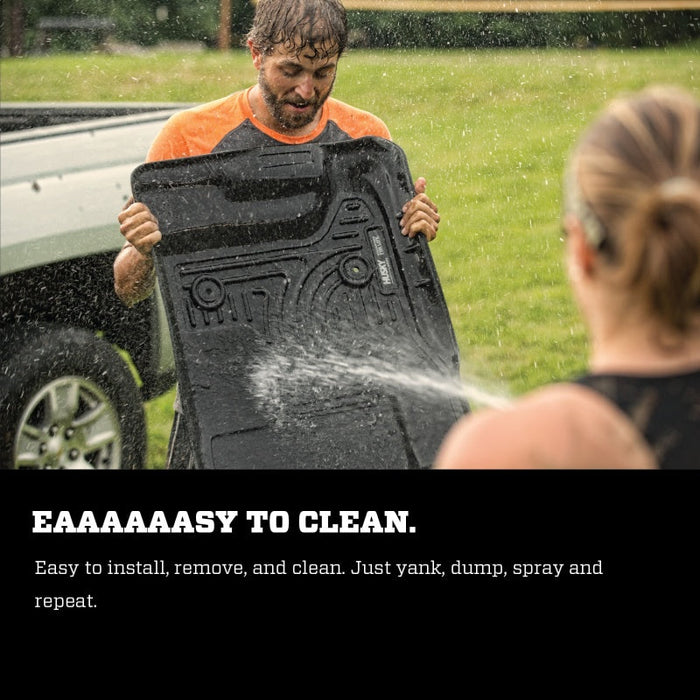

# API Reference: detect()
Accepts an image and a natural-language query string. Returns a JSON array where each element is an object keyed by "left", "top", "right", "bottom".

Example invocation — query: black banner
[{"left": 3, "top": 469, "right": 698, "bottom": 627}]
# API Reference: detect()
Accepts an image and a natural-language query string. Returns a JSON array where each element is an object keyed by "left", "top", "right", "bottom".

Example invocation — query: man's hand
[
  {"left": 117, "top": 197, "right": 162, "bottom": 255},
  {"left": 400, "top": 177, "right": 440, "bottom": 242}
]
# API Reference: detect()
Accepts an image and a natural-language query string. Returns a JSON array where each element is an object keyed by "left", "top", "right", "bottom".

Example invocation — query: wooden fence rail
[{"left": 338, "top": 1, "right": 700, "bottom": 11}]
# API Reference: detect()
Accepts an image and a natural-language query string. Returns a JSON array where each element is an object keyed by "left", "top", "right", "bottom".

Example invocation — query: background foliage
[
  {"left": 2, "top": 0, "right": 698, "bottom": 55},
  {"left": 2, "top": 0, "right": 254, "bottom": 52},
  {"left": 348, "top": 10, "right": 700, "bottom": 49}
]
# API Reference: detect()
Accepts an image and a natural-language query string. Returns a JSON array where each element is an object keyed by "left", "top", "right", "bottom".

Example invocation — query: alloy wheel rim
[{"left": 13, "top": 376, "right": 122, "bottom": 469}]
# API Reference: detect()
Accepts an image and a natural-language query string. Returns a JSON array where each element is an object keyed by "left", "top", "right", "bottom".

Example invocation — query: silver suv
[{"left": 0, "top": 103, "right": 184, "bottom": 469}]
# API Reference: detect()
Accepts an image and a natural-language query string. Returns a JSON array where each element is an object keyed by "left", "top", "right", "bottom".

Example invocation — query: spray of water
[{"left": 249, "top": 330, "right": 511, "bottom": 422}]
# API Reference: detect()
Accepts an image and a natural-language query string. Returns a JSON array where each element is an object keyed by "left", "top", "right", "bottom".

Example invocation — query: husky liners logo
[{"left": 368, "top": 228, "right": 396, "bottom": 291}]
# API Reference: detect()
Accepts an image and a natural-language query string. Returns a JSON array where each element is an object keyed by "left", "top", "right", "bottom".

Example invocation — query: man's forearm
[{"left": 114, "top": 244, "right": 157, "bottom": 307}]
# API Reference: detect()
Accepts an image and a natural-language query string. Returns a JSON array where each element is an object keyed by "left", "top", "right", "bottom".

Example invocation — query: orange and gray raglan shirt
[{"left": 146, "top": 86, "right": 391, "bottom": 162}]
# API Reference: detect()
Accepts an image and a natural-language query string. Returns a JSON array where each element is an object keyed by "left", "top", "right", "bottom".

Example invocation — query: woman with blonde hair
[{"left": 436, "top": 86, "right": 700, "bottom": 469}]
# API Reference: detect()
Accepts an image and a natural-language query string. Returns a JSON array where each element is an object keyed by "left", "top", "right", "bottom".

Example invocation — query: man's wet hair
[{"left": 246, "top": 0, "right": 348, "bottom": 59}]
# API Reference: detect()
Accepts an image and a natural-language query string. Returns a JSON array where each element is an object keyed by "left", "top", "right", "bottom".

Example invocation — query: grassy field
[{"left": 2, "top": 45, "right": 698, "bottom": 467}]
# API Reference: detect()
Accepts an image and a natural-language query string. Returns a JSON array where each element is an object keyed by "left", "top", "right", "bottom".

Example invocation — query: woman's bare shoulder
[{"left": 434, "top": 382, "right": 657, "bottom": 469}]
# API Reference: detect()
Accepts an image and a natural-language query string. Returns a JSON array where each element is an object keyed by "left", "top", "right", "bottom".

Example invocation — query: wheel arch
[{"left": 0, "top": 252, "right": 171, "bottom": 398}]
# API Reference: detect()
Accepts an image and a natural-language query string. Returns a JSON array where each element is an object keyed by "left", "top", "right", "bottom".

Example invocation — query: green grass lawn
[{"left": 2, "top": 44, "right": 698, "bottom": 467}]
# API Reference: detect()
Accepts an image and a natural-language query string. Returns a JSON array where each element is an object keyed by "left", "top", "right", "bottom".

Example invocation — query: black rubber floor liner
[{"left": 132, "top": 137, "right": 468, "bottom": 469}]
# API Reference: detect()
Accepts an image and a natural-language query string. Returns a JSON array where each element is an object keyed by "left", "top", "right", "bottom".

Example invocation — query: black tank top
[{"left": 576, "top": 370, "right": 700, "bottom": 469}]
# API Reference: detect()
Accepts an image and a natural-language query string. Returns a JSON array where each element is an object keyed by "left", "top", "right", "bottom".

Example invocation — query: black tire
[{"left": 0, "top": 325, "right": 146, "bottom": 469}]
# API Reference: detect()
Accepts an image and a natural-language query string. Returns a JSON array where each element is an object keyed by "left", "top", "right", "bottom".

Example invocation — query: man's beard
[{"left": 258, "top": 67, "right": 333, "bottom": 132}]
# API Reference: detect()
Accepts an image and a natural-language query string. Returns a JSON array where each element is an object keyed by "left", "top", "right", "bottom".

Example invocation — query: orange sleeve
[
  {"left": 146, "top": 113, "right": 193, "bottom": 162},
  {"left": 326, "top": 98, "right": 392, "bottom": 141},
  {"left": 145, "top": 93, "right": 249, "bottom": 162}
]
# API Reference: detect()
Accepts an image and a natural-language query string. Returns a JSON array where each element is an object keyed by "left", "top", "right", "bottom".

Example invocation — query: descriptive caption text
[{"left": 32, "top": 558, "right": 605, "bottom": 611}]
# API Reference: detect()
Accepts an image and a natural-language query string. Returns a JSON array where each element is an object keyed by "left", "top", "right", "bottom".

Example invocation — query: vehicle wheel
[{"left": 0, "top": 325, "right": 146, "bottom": 469}]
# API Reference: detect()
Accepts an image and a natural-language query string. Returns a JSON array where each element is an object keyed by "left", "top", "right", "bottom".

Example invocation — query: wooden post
[
  {"left": 218, "top": 0, "right": 231, "bottom": 51},
  {"left": 9, "top": 0, "right": 25, "bottom": 56}
]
